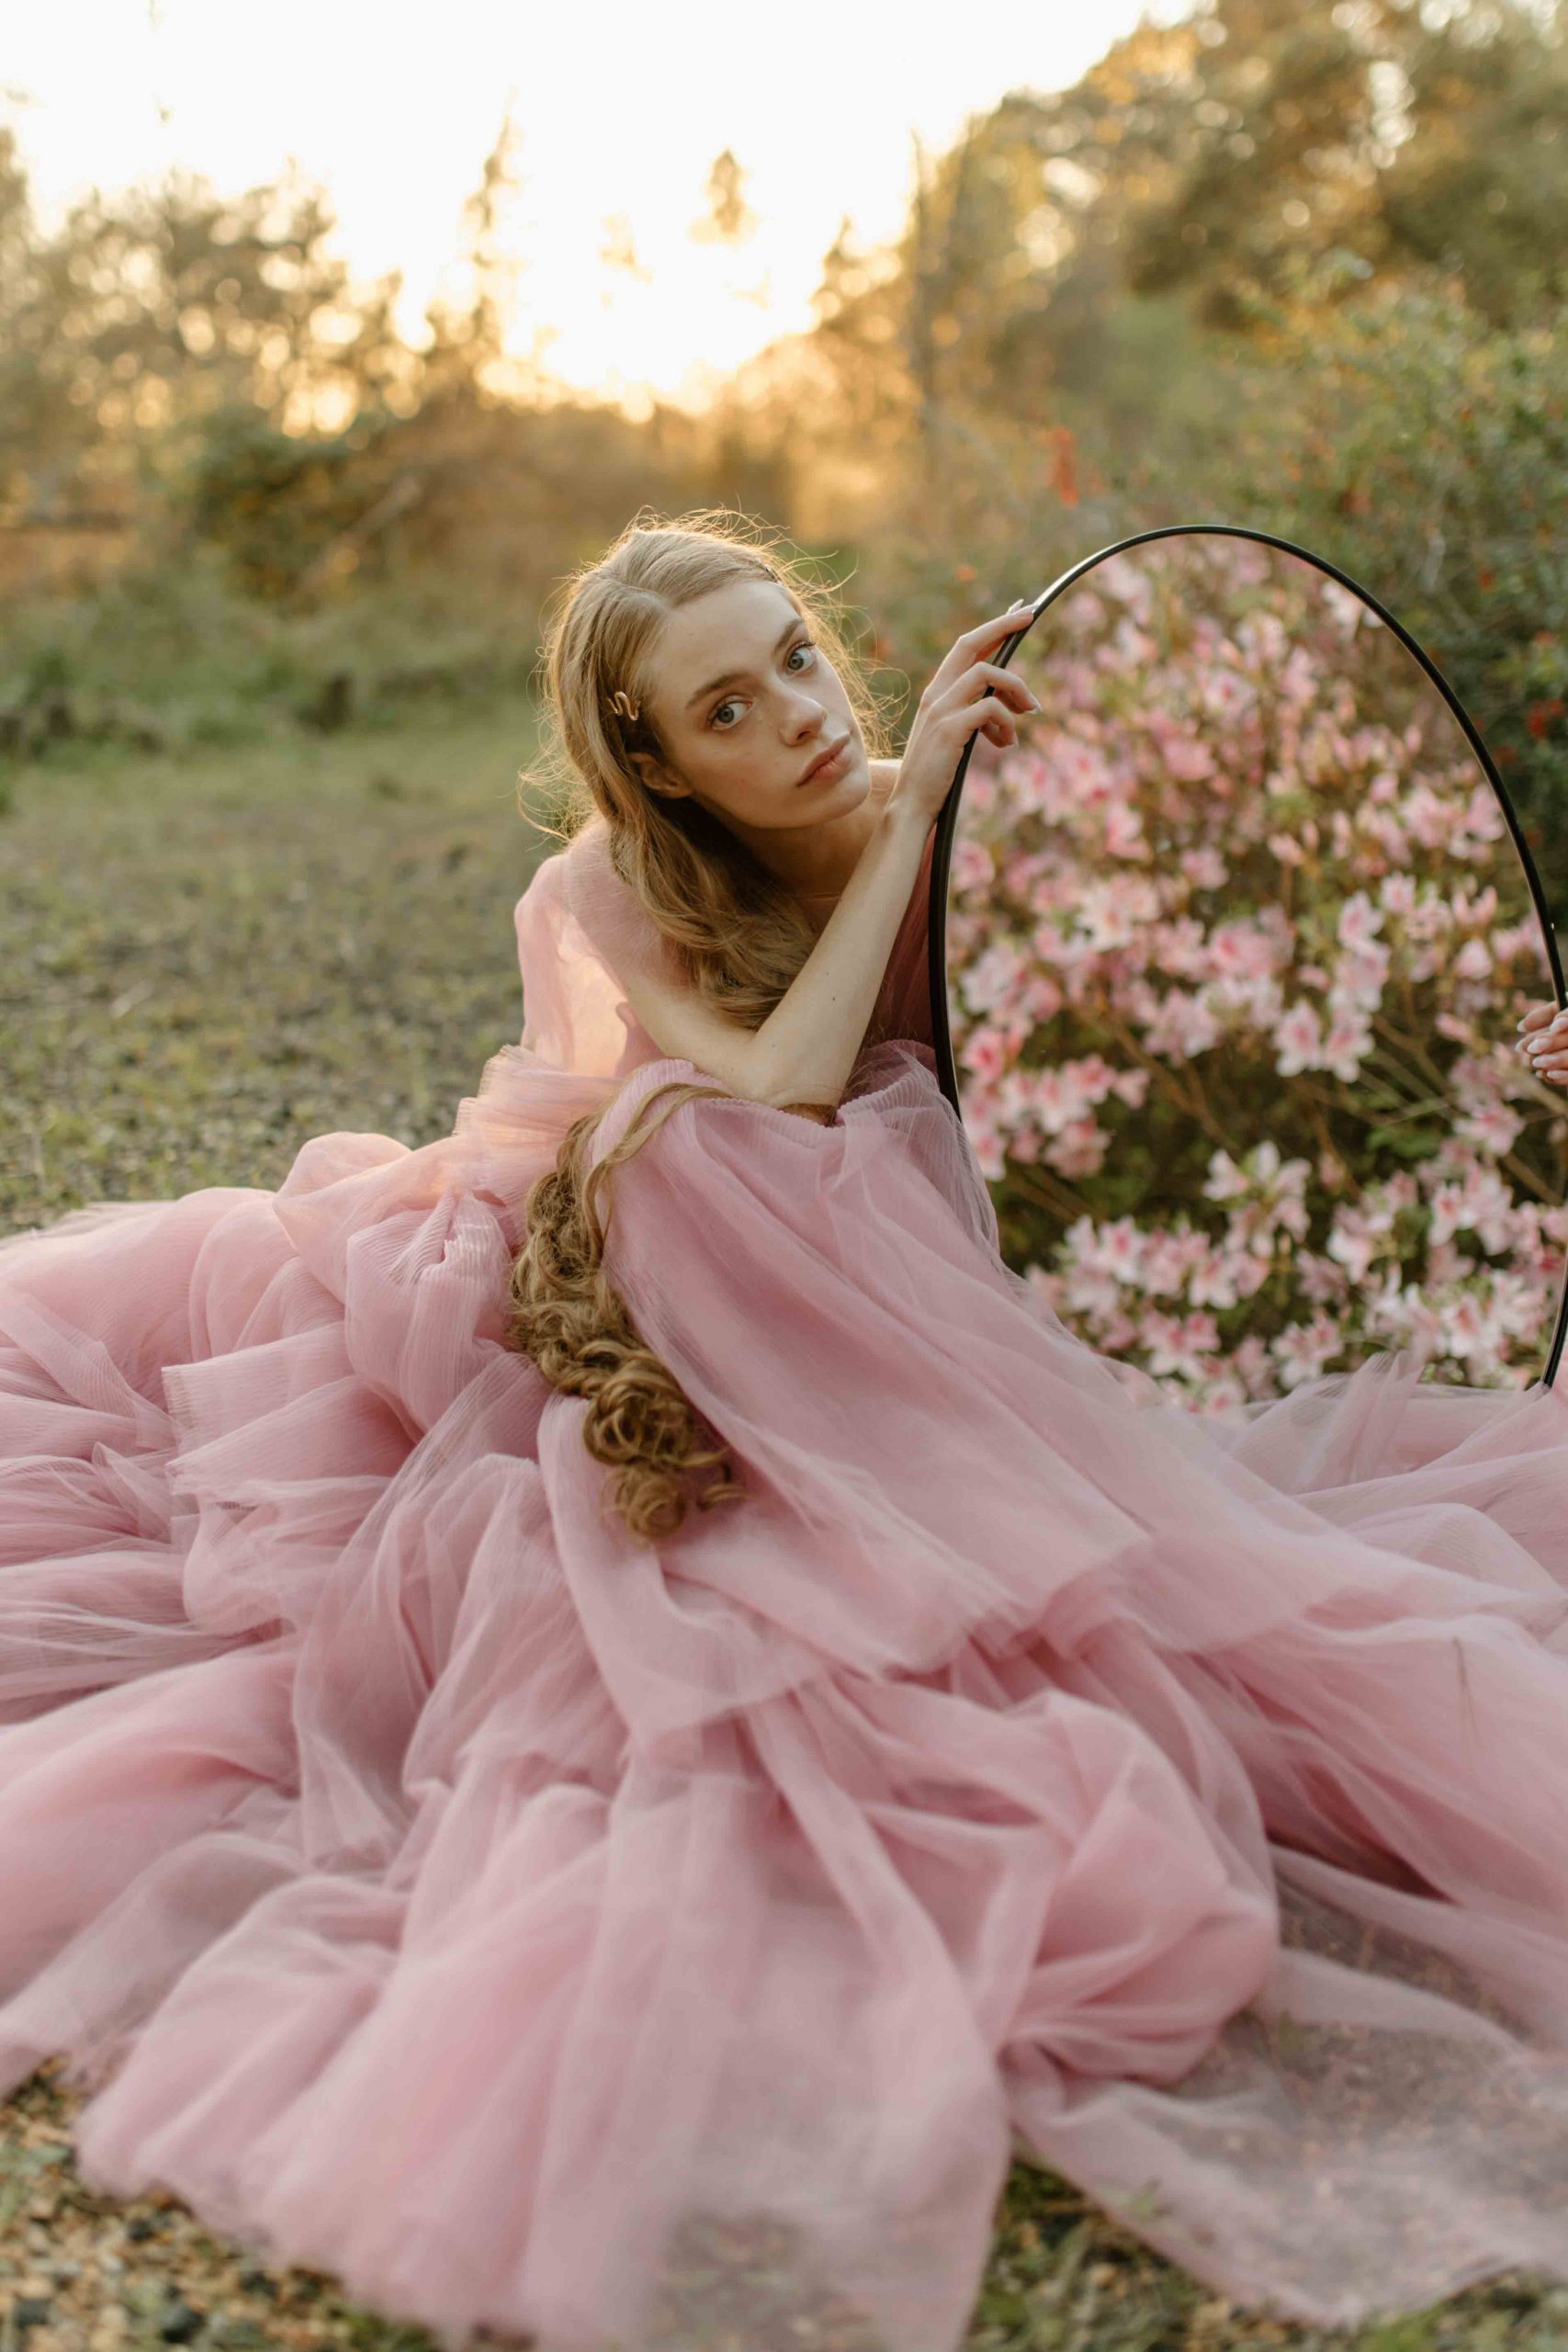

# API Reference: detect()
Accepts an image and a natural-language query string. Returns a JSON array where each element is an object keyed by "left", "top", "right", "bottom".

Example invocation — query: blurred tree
[
  {"left": 0, "top": 138, "right": 410, "bottom": 532},
  {"left": 1379, "top": 2, "right": 1568, "bottom": 323},
  {"left": 0, "top": 99, "right": 736, "bottom": 628},
  {"left": 598, "top": 213, "right": 654, "bottom": 288},
  {"left": 175, "top": 403, "right": 410, "bottom": 601},
  {"left": 784, "top": 0, "right": 1568, "bottom": 451},
  {"left": 4, "top": 0, "right": 1562, "bottom": 825},
  {"left": 420, "top": 110, "right": 530, "bottom": 401},
  {"left": 690, "top": 150, "right": 759, "bottom": 247},
  {"left": 1122, "top": 0, "right": 1568, "bottom": 329},
  {"left": 1218, "top": 277, "right": 1568, "bottom": 917}
]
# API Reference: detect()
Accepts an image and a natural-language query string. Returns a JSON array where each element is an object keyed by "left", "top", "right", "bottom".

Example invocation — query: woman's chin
[{"left": 813, "top": 759, "right": 870, "bottom": 812}]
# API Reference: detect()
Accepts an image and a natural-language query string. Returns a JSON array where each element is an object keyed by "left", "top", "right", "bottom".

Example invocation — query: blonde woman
[{"left": 3, "top": 509, "right": 1568, "bottom": 2352}]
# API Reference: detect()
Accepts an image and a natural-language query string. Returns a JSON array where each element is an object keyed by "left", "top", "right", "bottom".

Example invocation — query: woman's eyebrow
[{"left": 684, "top": 616, "right": 801, "bottom": 711}]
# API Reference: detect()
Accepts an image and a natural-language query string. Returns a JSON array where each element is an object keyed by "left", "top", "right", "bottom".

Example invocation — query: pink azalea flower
[
  {"left": 1105, "top": 803, "right": 1150, "bottom": 860},
  {"left": 1321, "top": 1014, "right": 1375, "bottom": 1081},
  {"left": 960, "top": 1024, "right": 1012, "bottom": 1082},
  {"left": 1180, "top": 846, "right": 1227, "bottom": 890},
  {"left": 952, "top": 838, "right": 994, "bottom": 896},
  {"left": 1140, "top": 1306, "right": 1222, "bottom": 1380},
  {"left": 1202, "top": 1149, "right": 1248, "bottom": 1204},
  {"left": 1081, "top": 1216, "right": 1145, "bottom": 1281},
  {"left": 1272, "top": 1000, "right": 1325, "bottom": 1076},
  {"left": 1164, "top": 732, "right": 1217, "bottom": 783},
  {"left": 1325, "top": 1207, "right": 1380, "bottom": 1284},
  {"left": 1269, "top": 1312, "right": 1343, "bottom": 1388},
  {"left": 1145, "top": 989, "right": 1223, "bottom": 1060},
  {"left": 1045, "top": 1117, "right": 1111, "bottom": 1179},
  {"left": 1457, "top": 1103, "right": 1524, "bottom": 1160},
  {"left": 958, "top": 940, "right": 1026, "bottom": 1017},
  {"left": 967, "top": 1113, "right": 1008, "bottom": 1182},
  {"left": 1337, "top": 891, "right": 1384, "bottom": 949},
  {"left": 1297, "top": 1251, "right": 1351, "bottom": 1304}
]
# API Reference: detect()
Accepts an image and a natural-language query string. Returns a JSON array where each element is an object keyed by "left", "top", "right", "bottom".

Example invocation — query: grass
[
  {"left": 4, "top": 713, "right": 1568, "bottom": 2350},
  {"left": 0, "top": 553, "right": 544, "bottom": 789},
  {"left": 0, "top": 695, "right": 552, "bottom": 1233}
]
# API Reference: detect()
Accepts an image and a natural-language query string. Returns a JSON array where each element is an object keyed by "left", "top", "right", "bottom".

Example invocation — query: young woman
[{"left": 3, "top": 510, "right": 1568, "bottom": 2352}]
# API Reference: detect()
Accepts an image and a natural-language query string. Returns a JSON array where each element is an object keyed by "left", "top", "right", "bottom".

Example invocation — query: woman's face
[{"left": 630, "top": 578, "right": 869, "bottom": 837}]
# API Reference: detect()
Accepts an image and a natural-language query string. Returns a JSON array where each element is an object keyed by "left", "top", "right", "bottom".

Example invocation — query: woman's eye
[{"left": 710, "top": 640, "right": 817, "bottom": 729}]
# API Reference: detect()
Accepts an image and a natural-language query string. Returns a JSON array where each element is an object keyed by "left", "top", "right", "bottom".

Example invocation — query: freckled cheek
[{"left": 705, "top": 741, "right": 779, "bottom": 809}]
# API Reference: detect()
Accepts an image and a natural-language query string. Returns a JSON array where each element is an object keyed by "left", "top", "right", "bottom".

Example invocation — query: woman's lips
[{"left": 798, "top": 735, "right": 852, "bottom": 786}]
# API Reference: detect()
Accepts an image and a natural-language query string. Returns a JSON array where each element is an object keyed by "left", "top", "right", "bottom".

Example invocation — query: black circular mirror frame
[{"left": 926, "top": 521, "right": 1568, "bottom": 1391}]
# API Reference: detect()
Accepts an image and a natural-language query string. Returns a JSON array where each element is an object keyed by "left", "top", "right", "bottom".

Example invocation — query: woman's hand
[
  {"left": 889, "top": 601, "right": 1042, "bottom": 826},
  {"left": 1517, "top": 998, "right": 1568, "bottom": 1083}
]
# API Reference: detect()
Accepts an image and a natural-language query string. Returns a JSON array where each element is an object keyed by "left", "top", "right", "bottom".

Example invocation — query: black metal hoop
[{"left": 925, "top": 520, "right": 1568, "bottom": 1389}]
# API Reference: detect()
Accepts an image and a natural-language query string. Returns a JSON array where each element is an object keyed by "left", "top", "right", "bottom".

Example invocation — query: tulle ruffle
[{"left": 2, "top": 1036, "right": 1568, "bottom": 2348}]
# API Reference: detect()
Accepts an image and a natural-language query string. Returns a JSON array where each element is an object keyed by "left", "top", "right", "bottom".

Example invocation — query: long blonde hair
[{"left": 504, "top": 506, "right": 897, "bottom": 1545}]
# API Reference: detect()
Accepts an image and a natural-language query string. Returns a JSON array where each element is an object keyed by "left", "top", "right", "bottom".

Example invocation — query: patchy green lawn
[
  {"left": 1, "top": 696, "right": 557, "bottom": 1234},
  {"left": 3, "top": 713, "right": 1567, "bottom": 2351}
]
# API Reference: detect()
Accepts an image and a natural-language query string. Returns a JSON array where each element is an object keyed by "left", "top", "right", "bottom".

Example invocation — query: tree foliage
[{"left": 2, "top": 0, "right": 1564, "bottom": 882}]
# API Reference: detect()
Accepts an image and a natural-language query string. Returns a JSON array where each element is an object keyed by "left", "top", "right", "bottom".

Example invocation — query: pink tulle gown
[{"left": 6, "top": 808, "right": 1568, "bottom": 2352}]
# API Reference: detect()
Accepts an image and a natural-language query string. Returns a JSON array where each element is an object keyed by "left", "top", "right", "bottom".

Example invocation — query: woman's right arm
[{"left": 616, "top": 605, "right": 1041, "bottom": 1113}]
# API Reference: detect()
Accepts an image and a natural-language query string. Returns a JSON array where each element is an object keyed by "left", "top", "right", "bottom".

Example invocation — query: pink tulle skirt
[{"left": 4, "top": 1035, "right": 1568, "bottom": 2352}]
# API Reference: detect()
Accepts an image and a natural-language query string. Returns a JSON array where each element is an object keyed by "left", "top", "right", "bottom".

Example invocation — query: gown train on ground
[{"left": 3, "top": 814, "right": 1568, "bottom": 2351}]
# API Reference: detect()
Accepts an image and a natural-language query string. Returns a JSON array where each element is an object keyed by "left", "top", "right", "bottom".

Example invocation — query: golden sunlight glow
[{"left": 8, "top": 0, "right": 1168, "bottom": 415}]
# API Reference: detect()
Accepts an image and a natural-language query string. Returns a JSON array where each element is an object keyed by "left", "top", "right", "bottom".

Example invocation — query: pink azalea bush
[{"left": 947, "top": 535, "right": 1568, "bottom": 1404}]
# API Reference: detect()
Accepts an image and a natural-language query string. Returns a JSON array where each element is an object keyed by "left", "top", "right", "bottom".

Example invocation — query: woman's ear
[{"left": 631, "top": 749, "right": 693, "bottom": 801}]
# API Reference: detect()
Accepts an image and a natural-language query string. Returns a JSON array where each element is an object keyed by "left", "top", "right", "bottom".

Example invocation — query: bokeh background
[
  {"left": 6, "top": 6, "right": 1568, "bottom": 2342},
  {"left": 6, "top": 0, "right": 1566, "bottom": 809}
]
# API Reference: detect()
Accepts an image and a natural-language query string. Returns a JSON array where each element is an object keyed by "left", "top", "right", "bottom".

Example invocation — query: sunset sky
[{"left": 5, "top": 0, "right": 1171, "bottom": 413}]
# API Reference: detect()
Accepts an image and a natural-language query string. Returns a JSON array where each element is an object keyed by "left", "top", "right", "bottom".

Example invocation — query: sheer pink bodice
[{"left": 513, "top": 811, "right": 937, "bottom": 1086}]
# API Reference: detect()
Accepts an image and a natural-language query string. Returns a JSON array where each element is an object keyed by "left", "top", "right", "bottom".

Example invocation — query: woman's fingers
[
  {"left": 1523, "top": 1030, "right": 1568, "bottom": 1081},
  {"left": 947, "top": 661, "right": 1039, "bottom": 715},
  {"left": 964, "top": 599, "right": 1034, "bottom": 644},
  {"left": 925, "top": 602, "right": 1035, "bottom": 700},
  {"left": 1516, "top": 1000, "right": 1568, "bottom": 1082},
  {"left": 962, "top": 669, "right": 1039, "bottom": 745},
  {"left": 1520, "top": 1000, "right": 1568, "bottom": 1081}
]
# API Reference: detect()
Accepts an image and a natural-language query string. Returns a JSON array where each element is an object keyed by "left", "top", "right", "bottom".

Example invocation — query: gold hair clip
[{"left": 609, "top": 687, "right": 640, "bottom": 723}]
